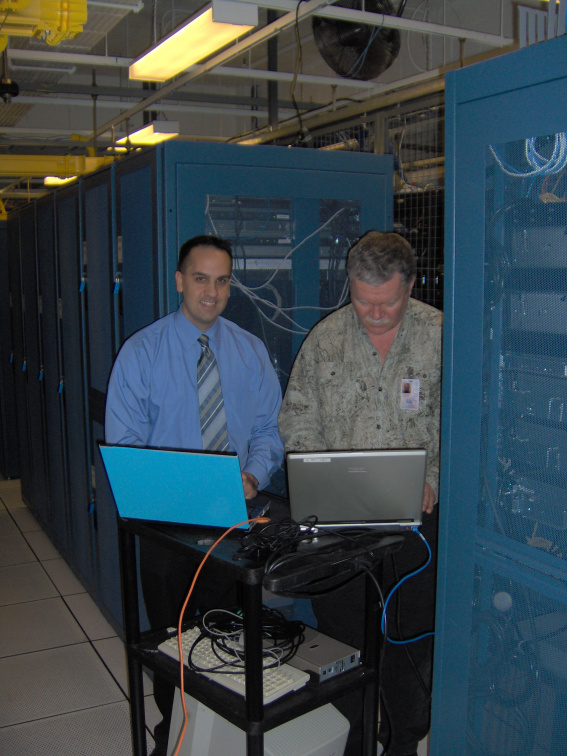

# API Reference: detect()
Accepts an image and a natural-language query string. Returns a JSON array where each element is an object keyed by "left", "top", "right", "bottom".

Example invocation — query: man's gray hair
[{"left": 346, "top": 231, "right": 416, "bottom": 288}]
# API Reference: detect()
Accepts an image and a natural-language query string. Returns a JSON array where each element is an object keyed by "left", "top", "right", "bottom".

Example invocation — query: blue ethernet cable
[{"left": 381, "top": 526, "right": 435, "bottom": 645}]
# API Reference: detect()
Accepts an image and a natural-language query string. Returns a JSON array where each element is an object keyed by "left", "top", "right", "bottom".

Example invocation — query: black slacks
[
  {"left": 139, "top": 538, "right": 238, "bottom": 751},
  {"left": 312, "top": 508, "right": 438, "bottom": 756}
]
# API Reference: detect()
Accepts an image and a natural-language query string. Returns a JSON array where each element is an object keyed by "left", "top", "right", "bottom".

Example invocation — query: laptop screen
[
  {"left": 287, "top": 449, "right": 426, "bottom": 531},
  {"left": 99, "top": 444, "right": 255, "bottom": 529}
]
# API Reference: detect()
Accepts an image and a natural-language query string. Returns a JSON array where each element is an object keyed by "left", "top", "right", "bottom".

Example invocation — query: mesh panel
[
  {"left": 468, "top": 568, "right": 567, "bottom": 756},
  {"left": 309, "top": 123, "right": 375, "bottom": 153},
  {"left": 296, "top": 99, "right": 445, "bottom": 310},
  {"left": 389, "top": 104, "right": 444, "bottom": 310}
]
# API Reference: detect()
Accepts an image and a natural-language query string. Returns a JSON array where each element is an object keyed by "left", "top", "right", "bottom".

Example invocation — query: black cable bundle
[
  {"left": 234, "top": 517, "right": 319, "bottom": 561},
  {"left": 186, "top": 606, "right": 305, "bottom": 674}
]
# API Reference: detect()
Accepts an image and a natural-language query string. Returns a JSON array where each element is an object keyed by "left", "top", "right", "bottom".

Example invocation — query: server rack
[
  {"left": 0, "top": 221, "right": 19, "bottom": 479},
  {"left": 432, "top": 34, "right": 567, "bottom": 755},
  {"left": 56, "top": 184, "right": 94, "bottom": 589},
  {"left": 19, "top": 203, "right": 49, "bottom": 520},
  {"left": 36, "top": 194, "right": 69, "bottom": 555},
  {"left": 6, "top": 211, "right": 31, "bottom": 501}
]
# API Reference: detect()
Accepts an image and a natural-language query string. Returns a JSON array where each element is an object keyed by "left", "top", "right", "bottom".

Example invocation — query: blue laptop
[{"left": 99, "top": 444, "right": 267, "bottom": 529}]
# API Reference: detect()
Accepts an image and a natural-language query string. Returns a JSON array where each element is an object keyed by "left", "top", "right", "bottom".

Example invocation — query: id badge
[{"left": 400, "top": 378, "right": 420, "bottom": 410}]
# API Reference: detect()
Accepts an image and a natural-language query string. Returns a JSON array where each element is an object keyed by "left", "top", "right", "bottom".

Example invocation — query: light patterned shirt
[{"left": 279, "top": 298, "right": 443, "bottom": 497}]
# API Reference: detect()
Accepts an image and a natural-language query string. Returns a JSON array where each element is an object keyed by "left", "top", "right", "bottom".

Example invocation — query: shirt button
[
  {"left": 331, "top": 371, "right": 335, "bottom": 376},
  {"left": 378, "top": 387, "right": 383, "bottom": 391},
  {"left": 376, "top": 424, "right": 381, "bottom": 429}
]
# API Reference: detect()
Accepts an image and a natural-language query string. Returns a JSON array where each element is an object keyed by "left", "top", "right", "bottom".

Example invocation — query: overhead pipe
[
  {"left": 6, "top": 49, "right": 377, "bottom": 89},
  {"left": 267, "top": 8, "right": 278, "bottom": 131}
]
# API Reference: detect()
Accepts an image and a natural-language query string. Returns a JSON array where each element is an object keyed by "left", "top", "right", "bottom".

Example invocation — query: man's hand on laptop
[
  {"left": 422, "top": 482, "right": 436, "bottom": 514},
  {"left": 242, "top": 472, "right": 259, "bottom": 500}
]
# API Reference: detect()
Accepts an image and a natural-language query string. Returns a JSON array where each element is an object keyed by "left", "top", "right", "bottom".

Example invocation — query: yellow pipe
[
  {"left": 0, "top": 0, "right": 34, "bottom": 11},
  {"left": 0, "top": 154, "right": 115, "bottom": 178}
]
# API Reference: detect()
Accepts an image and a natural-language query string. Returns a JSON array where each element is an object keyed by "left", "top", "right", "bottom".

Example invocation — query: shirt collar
[{"left": 173, "top": 306, "right": 222, "bottom": 344}]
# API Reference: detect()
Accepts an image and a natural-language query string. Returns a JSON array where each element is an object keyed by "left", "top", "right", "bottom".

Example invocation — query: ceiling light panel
[{"left": 129, "top": 0, "right": 258, "bottom": 82}]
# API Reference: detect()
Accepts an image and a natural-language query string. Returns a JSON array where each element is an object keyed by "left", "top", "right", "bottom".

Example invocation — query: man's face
[
  {"left": 350, "top": 273, "right": 414, "bottom": 338},
  {"left": 175, "top": 245, "right": 232, "bottom": 331}
]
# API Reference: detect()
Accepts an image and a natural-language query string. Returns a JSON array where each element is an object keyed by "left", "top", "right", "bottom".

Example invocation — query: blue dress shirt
[{"left": 105, "top": 307, "right": 284, "bottom": 489}]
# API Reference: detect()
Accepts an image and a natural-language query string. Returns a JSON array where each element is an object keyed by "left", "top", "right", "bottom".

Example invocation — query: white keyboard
[{"left": 158, "top": 626, "right": 310, "bottom": 704}]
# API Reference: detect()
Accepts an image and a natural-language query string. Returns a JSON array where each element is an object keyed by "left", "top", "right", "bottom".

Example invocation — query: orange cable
[{"left": 170, "top": 515, "right": 270, "bottom": 756}]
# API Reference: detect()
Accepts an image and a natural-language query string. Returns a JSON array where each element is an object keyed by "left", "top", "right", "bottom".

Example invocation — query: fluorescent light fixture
[
  {"left": 238, "top": 136, "right": 263, "bottom": 145},
  {"left": 117, "top": 120, "right": 179, "bottom": 145},
  {"left": 44, "top": 176, "right": 78, "bottom": 186},
  {"left": 129, "top": 0, "right": 258, "bottom": 82}
]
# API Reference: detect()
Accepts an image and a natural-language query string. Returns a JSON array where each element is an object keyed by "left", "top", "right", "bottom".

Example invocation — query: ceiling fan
[{"left": 313, "top": 0, "right": 407, "bottom": 81}]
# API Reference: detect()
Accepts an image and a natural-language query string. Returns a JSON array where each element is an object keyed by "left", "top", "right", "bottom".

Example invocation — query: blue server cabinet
[
  {"left": 56, "top": 184, "right": 94, "bottom": 589},
  {"left": 432, "top": 35, "right": 567, "bottom": 755},
  {"left": 0, "top": 221, "right": 19, "bottom": 479},
  {"left": 19, "top": 204, "right": 50, "bottom": 523},
  {"left": 81, "top": 167, "right": 123, "bottom": 625},
  {"left": 84, "top": 151, "right": 162, "bottom": 626},
  {"left": 36, "top": 195, "right": 69, "bottom": 554},
  {"left": 160, "top": 141, "right": 392, "bottom": 375},
  {"left": 6, "top": 212, "right": 32, "bottom": 501},
  {"left": 115, "top": 149, "right": 160, "bottom": 342}
]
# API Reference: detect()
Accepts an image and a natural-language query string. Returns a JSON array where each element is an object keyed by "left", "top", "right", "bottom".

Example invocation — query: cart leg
[{"left": 119, "top": 527, "right": 147, "bottom": 756}]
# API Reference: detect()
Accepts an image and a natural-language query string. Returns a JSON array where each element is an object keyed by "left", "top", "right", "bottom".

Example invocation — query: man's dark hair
[
  {"left": 346, "top": 231, "right": 416, "bottom": 288},
  {"left": 177, "top": 235, "right": 233, "bottom": 273}
]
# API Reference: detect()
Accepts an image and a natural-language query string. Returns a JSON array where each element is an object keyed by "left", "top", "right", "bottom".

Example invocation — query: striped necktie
[{"left": 197, "top": 334, "right": 229, "bottom": 452}]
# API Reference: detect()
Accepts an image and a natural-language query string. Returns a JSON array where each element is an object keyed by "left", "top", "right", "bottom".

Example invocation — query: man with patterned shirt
[{"left": 279, "top": 231, "right": 442, "bottom": 756}]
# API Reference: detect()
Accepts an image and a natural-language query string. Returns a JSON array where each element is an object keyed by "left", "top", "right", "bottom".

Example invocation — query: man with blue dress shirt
[{"left": 105, "top": 234, "right": 284, "bottom": 755}]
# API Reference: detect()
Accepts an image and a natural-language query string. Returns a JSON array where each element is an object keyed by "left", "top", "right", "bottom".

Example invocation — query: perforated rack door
[{"left": 434, "top": 34, "right": 567, "bottom": 756}]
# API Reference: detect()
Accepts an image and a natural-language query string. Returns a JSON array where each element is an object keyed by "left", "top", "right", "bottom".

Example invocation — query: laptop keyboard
[{"left": 158, "top": 626, "right": 309, "bottom": 704}]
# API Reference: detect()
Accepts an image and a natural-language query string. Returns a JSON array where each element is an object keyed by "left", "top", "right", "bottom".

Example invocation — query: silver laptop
[
  {"left": 287, "top": 449, "right": 426, "bottom": 531},
  {"left": 99, "top": 444, "right": 268, "bottom": 530}
]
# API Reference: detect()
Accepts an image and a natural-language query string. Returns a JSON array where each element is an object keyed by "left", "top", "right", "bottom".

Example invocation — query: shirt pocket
[{"left": 316, "top": 361, "right": 373, "bottom": 399}]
